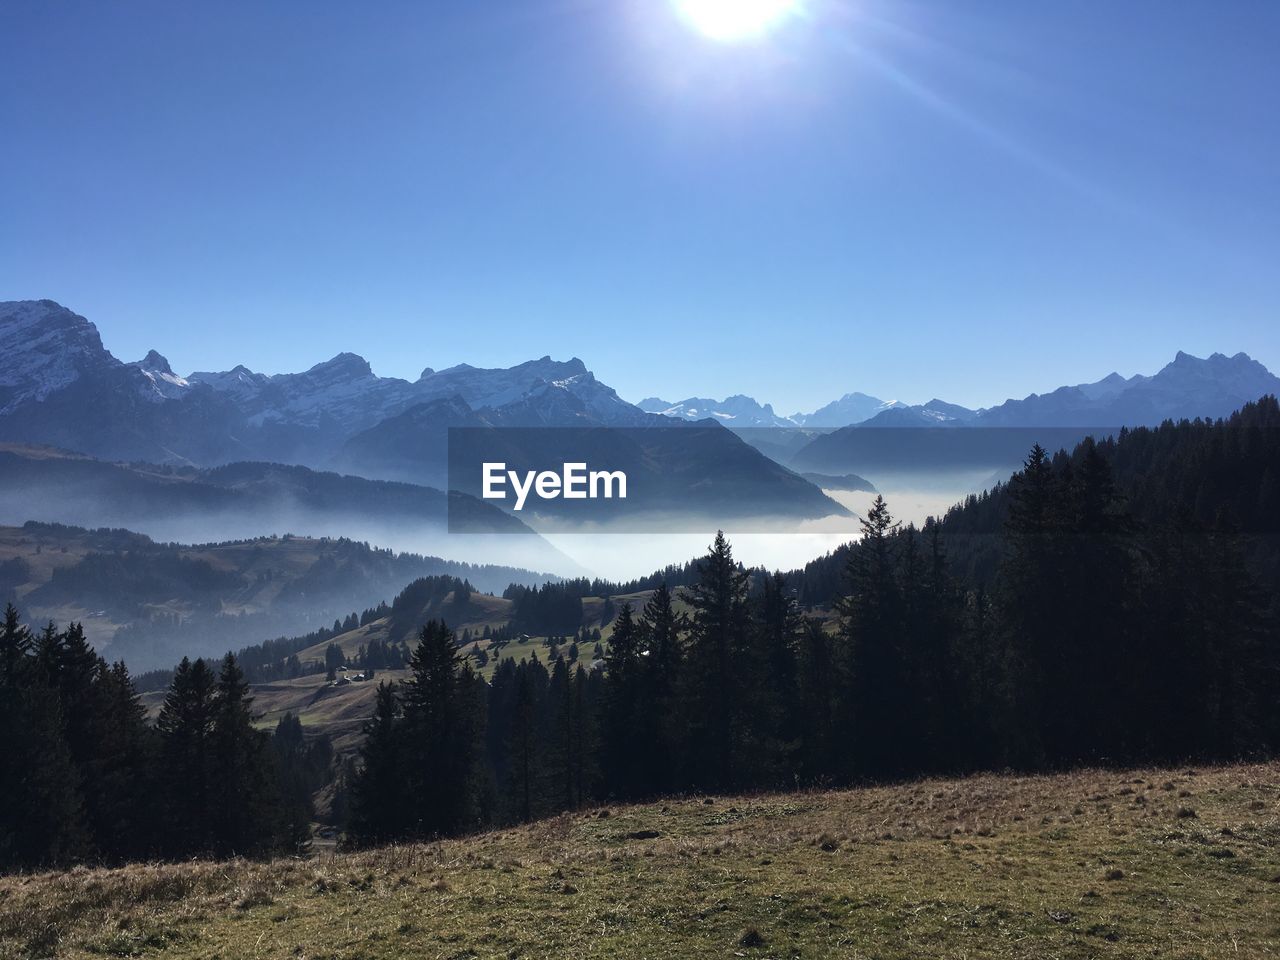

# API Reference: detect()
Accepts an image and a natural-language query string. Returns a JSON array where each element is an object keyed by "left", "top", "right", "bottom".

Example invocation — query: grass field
[{"left": 2, "top": 762, "right": 1277, "bottom": 959}]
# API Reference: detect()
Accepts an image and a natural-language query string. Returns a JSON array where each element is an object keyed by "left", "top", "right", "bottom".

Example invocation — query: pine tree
[
  {"left": 546, "top": 658, "right": 577, "bottom": 811},
  {"left": 795, "top": 617, "right": 837, "bottom": 782},
  {"left": 0, "top": 611, "right": 84, "bottom": 869},
  {"left": 156, "top": 657, "right": 217, "bottom": 855},
  {"left": 0, "top": 603, "right": 30, "bottom": 684},
  {"left": 601, "top": 602, "right": 645, "bottom": 798},
  {"left": 402, "top": 620, "right": 476, "bottom": 836},
  {"left": 348, "top": 681, "right": 407, "bottom": 844},
  {"left": 325, "top": 642, "right": 343, "bottom": 681},
  {"left": 1000, "top": 445, "right": 1065, "bottom": 765},
  {"left": 638, "top": 584, "right": 682, "bottom": 793},
  {"left": 505, "top": 661, "right": 543, "bottom": 823},
  {"left": 836, "top": 495, "right": 906, "bottom": 777},
  {"left": 272, "top": 713, "right": 320, "bottom": 855},
  {"left": 679, "top": 532, "right": 750, "bottom": 791},
  {"left": 92, "top": 660, "right": 156, "bottom": 862},
  {"left": 746, "top": 573, "right": 802, "bottom": 783},
  {"left": 210, "top": 653, "right": 277, "bottom": 856}
]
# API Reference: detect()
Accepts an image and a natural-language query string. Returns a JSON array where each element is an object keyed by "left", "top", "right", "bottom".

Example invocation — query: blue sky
[{"left": 1, "top": 0, "right": 1277, "bottom": 412}]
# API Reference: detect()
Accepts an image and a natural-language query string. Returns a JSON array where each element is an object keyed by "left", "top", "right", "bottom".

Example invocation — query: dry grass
[{"left": 2, "top": 762, "right": 1277, "bottom": 959}]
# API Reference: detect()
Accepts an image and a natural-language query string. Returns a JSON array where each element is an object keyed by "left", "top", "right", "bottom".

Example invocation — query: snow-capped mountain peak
[
  {"left": 0, "top": 300, "right": 121, "bottom": 415},
  {"left": 637, "top": 394, "right": 797, "bottom": 428},
  {"left": 129, "top": 349, "right": 191, "bottom": 401}
]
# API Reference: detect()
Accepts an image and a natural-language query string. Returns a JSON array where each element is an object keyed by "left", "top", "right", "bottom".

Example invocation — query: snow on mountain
[
  {"left": 0, "top": 301, "right": 657, "bottom": 456},
  {"left": 416, "top": 357, "right": 587, "bottom": 408},
  {"left": 637, "top": 395, "right": 797, "bottom": 428},
  {"left": 0, "top": 300, "right": 121, "bottom": 415},
  {"left": 410, "top": 357, "right": 652, "bottom": 426},
  {"left": 857, "top": 398, "right": 981, "bottom": 427},
  {"left": 5, "top": 301, "right": 1276, "bottom": 466},
  {"left": 792, "top": 393, "right": 904, "bottom": 428},
  {"left": 188, "top": 353, "right": 415, "bottom": 433},
  {"left": 128, "top": 350, "right": 191, "bottom": 401}
]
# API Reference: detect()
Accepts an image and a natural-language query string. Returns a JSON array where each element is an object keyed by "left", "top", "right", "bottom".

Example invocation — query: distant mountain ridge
[
  {"left": 3, "top": 300, "right": 1274, "bottom": 488},
  {"left": 638, "top": 395, "right": 797, "bottom": 428},
  {"left": 646, "top": 352, "right": 1280, "bottom": 432},
  {"left": 0, "top": 520, "right": 555, "bottom": 671},
  {"left": 0, "top": 300, "right": 660, "bottom": 470},
  {"left": 0, "top": 300, "right": 848, "bottom": 528},
  {"left": 973, "top": 351, "right": 1280, "bottom": 427}
]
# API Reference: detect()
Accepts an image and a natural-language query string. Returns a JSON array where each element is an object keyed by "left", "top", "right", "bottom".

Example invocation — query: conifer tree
[
  {"left": 680, "top": 532, "right": 750, "bottom": 790},
  {"left": 348, "top": 681, "right": 407, "bottom": 844},
  {"left": 836, "top": 496, "right": 906, "bottom": 777},
  {"left": 638, "top": 584, "right": 682, "bottom": 793},
  {"left": 601, "top": 602, "right": 645, "bottom": 798},
  {"left": 402, "top": 620, "right": 476, "bottom": 836},
  {"left": 0, "top": 603, "right": 29, "bottom": 684},
  {"left": 211, "top": 653, "right": 276, "bottom": 856},
  {"left": 156, "top": 657, "right": 217, "bottom": 855},
  {"left": 91, "top": 660, "right": 156, "bottom": 862},
  {"left": 795, "top": 617, "right": 837, "bottom": 781},
  {"left": 505, "top": 660, "right": 543, "bottom": 822},
  {"left": 0, "top": 612, "right": 84, "bottom": 869}
]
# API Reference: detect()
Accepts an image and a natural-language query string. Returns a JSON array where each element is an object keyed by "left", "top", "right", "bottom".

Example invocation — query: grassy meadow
[{"left": 2, "top": 762, "right": 1276, "bottom": 959}]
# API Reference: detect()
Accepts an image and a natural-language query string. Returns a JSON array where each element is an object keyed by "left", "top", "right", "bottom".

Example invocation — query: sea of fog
[{"left": 539, "top": 470, "right": 1000, "bottom": 582}]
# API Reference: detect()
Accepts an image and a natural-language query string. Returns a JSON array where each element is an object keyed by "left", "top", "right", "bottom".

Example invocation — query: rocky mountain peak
[
  {"left": 139, "top": 350, "right": 173, "bottom": 375},
  {"left": 0, "top": 299, "right": 120, "bottom": 415}
]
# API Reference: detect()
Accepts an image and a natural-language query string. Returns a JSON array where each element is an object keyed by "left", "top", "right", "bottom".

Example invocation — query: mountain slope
[
  {"left": 976, "top": 351, "right": 1280, "bottom": 427},
  {"left": 0, "top": 300, "right": 122, "bottom": 414},
  {"left": 638, "top": 395, "right": 798, "bottom": 428},
  {"left": 3, "top": 762, "right": 1274, "bottom": 959},
  {"left": 0, "top": 520, "right": 554, "bottom": 671},
  {"left": 793, "top": 392, "right": 902, "bottom": 427},
  {"left": 0, "top": 301, "right": 658, "bottom": 468},
  {"left": 0, "top": 443, "right": 577, "bottom": 577},
  {"left": 0, "top": 302, "right": 843, "bottom": 525}
]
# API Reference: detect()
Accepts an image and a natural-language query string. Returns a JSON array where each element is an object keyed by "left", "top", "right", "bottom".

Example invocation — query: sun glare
[{"left": 673, "top": 0, "right": 800, "bottom": 42}]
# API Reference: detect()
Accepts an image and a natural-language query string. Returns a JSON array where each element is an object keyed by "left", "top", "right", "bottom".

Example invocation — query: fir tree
[
  {"left": 156, "top": 657, "right": 217, "bottom": 855},
  {"left": 348, "top": 682, "right": 407, "bottom": 844},
  {"left": 402, "top": 621, "right": 476, "bottom": 836},
  {"left": 679, "top": 532, "right": 750, "bottom": 790},
  {"left": 210, "top": 653, "right": 277, "bottom": 856}
]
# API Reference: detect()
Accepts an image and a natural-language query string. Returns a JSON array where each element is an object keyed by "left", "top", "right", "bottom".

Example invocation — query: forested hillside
[
  {"left": 0, "top": 522, "right": 553, "bottom": 671},
  {"left": 2, "top": 400, "right": 1277, "bottom": 873},
  {"left": 342, "top": 397, "right": 1280, "bottom": 842},
  {"left": 792, "top": 395, "right": 1280, "bottom": 600}
]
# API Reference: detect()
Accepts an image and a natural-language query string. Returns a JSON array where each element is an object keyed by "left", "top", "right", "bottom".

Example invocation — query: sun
[{"left": 673, "top": 0, "right": 801, "bottom": 42}]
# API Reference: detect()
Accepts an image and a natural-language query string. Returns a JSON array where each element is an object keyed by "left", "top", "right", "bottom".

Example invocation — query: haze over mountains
[
  {"left": 0, "top": 520, "right": 553, "bottom": 670},
  {"left": 645, "top": 351, "right": 1280, "bottom": 432},
  {"left": 0, "top": 301, "right": 850, "bottom": 536},
  {"left": 7, "top": 299, "right": 1275, "bottom": 454},
  {"left": 0, "top": 300, "right": 654, "bottom": 470},
  {"left": 2, "top": 297, "right": 1277, "bottom": 665},
  {"left": 2, "top": 298, "right": 1277, "bottom": 529}
]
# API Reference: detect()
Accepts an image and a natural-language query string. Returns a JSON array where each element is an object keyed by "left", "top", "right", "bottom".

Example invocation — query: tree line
[
  {"left": 4, "top": 401, "right": 1277, "bottom": 866},
  {"left": 0, "top": 609, "right": 328, "bottom": 871},
  {"left": 344, "top": 404, "right": 1279, "bottom": 841}
]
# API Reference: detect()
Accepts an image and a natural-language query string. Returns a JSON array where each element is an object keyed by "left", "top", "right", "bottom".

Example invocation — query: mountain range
[
  {"left": 0, "top": 300, "right": 655, "bottom": 469},
  {"left": 2, "top": 299, "right": 1276, "bottom": 512},
  {"left": 0, "top": 300, "right": 849, "bottom": 531},
  {"left": 643, "top": 352, "right": 1280, "bottom": 432}
]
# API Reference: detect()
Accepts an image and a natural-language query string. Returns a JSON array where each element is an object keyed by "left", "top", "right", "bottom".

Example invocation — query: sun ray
[{"left": 673, "top": 0, "right": 800, "bottom": 42}]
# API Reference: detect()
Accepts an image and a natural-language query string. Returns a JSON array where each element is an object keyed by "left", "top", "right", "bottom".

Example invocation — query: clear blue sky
[{"left": 1, "top": 0, "right": 1277, "bottom": 412}]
